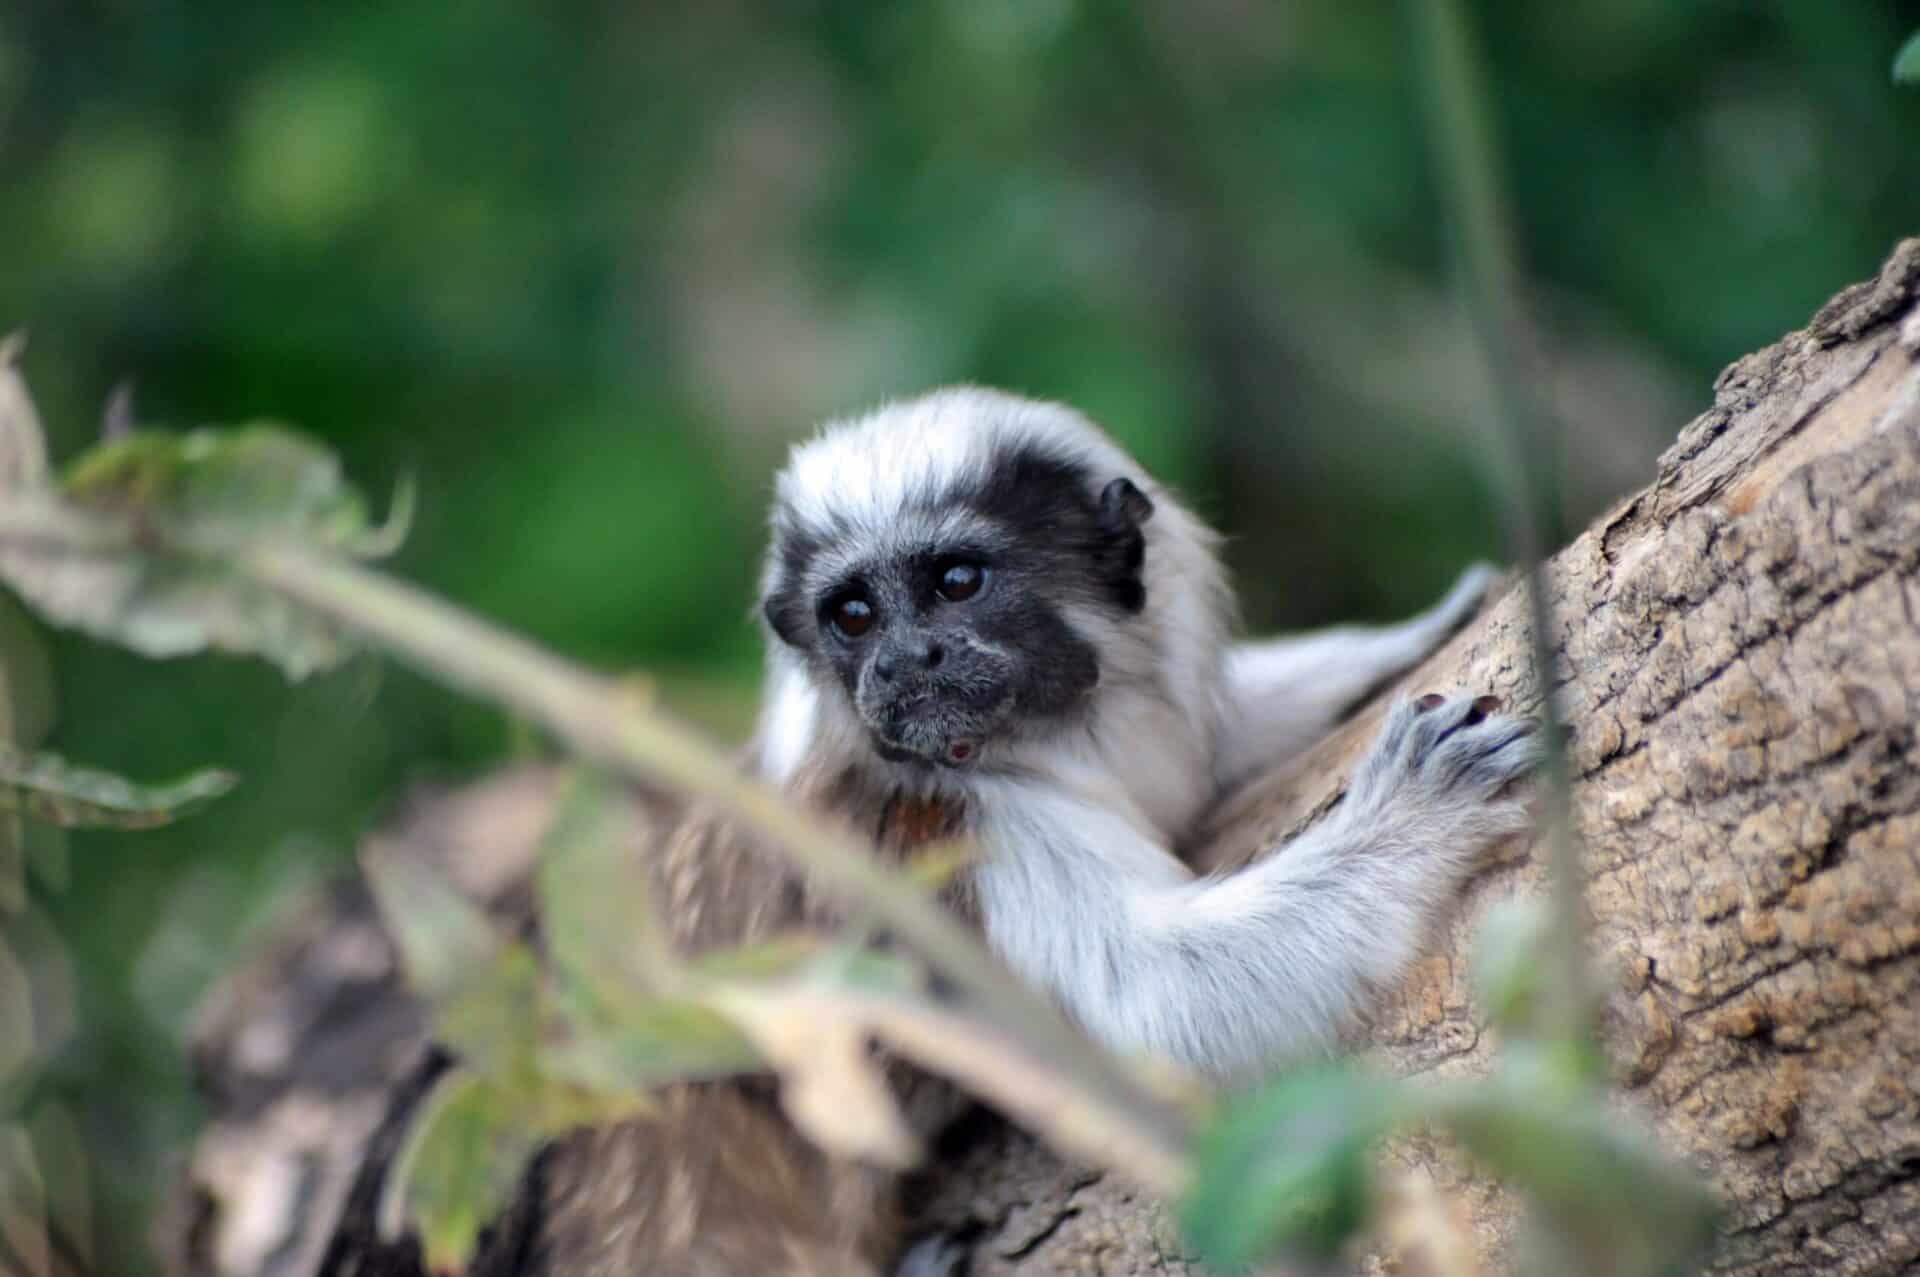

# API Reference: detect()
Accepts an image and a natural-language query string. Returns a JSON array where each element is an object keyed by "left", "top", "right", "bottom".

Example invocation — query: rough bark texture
[{"left": 161, "top": 240, "right": 1920, "bottom": 1277}]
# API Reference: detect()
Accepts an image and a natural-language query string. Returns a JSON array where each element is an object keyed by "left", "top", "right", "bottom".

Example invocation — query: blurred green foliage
[
  {"left": 1184, "top": 898, "right": 1716, "bottom": 1276},
  {"left": 1895, "top": 28, "right": 1920, "bottom": 83},
  {"left": 1, "top": 1, "right": 1917, "bottom": 1270}
]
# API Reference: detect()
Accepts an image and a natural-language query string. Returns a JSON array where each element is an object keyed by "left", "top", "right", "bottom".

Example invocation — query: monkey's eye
[
  {"left": 829, "top": 594, "right": 876, "bottom": 638},
  {"left": 935, "top": 560, "right": 985, "bottom": 603}
]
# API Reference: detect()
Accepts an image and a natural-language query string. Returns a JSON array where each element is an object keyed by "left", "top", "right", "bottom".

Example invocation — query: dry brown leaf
[{"left": 710, "top": 984, "right": 922, "bottom": 1170}]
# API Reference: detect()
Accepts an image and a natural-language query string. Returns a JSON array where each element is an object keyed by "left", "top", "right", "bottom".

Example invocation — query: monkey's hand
[
  {"left": 1214, "top": 564, "right": 1508, "bottom": 786},
  {"left": 1341, "top": 691, "right": 1539, "bottom": 857},
  {"left": 979, "top": 693, "right": 1538, "bottom": 1078}
]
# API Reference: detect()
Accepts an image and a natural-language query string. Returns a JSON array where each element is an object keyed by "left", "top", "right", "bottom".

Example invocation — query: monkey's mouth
[
  {"left": 871, "top": 731, "right": 981, "bottom": 769},
  {"left": 868, "top": 704, "right": 995, "bottom": 768},
  {"left": 863, "top": 684, "right": 1010, "bottom": 769}
]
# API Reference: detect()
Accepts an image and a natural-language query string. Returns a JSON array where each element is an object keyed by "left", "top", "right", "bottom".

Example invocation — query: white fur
[
  {"left": 754, "top": 389, "right": 1533, "bottom": 1082},
  {"left": 1213, "top": 562, "right": 1501, "bottom": 790}
]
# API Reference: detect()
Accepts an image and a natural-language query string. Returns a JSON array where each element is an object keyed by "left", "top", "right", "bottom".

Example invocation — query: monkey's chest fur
[
  {"left": 535, "top": 768, "right": 975, "bottom": 1277},
  {"left": 661, "top": 765, "right": 972, "bottom": 948}
]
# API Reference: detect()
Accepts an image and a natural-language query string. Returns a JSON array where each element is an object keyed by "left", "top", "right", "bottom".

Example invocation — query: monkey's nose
[
  {"left": 874, "top": 655, "right": 897, "bottom": 681},
  {"left": 922, "top": 642, "right": 945, "bottom": 669}
]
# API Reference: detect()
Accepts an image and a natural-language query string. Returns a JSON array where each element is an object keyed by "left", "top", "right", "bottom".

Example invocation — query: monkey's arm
[
  {"left": 1214, "top": 564, "right": 1500, "bottom": 789},
  {"left": 977, "top": 694, "right": 1533, "bottom": 1081}
]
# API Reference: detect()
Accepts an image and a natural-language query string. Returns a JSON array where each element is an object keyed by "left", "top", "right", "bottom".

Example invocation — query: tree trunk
[{"left": 161, "top": 240, "right": 1920, "bottom": 1277}]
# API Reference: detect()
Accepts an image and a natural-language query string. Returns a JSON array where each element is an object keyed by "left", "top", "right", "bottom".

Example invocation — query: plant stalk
[
  {"left": 239, "top": 540, "right": 1197, "bottom": 1179},
  {"left": 1406, "top": 0, "right": 1597, "bottom": 1043}
]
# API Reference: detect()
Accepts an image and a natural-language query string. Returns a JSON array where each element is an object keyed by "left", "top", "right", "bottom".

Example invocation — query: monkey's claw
[{"left": 1356, "top": 691, "right": 1540, "bottom": 807}]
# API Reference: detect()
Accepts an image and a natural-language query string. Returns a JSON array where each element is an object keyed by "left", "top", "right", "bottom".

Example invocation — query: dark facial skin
[
  {"left": 819, "top": 549, "right": 1092, "bottom": 766},
  {"left": 764, "top": 448, "right": 1154, "bottom": 769}
]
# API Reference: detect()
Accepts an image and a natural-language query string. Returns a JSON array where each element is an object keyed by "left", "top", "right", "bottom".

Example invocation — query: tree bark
[{"left": 161, "top": 239, "right": 1920, "bottom": 1277}]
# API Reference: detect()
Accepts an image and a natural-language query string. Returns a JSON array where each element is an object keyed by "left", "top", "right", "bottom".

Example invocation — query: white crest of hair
[{"left": 753, "top": 387, "right": 1533, "bottom": 1082}]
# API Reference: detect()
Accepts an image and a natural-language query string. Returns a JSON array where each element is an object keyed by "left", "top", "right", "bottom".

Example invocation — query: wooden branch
[{"left": 162, "top": 240, "right": 1920, "bottom": 1276}]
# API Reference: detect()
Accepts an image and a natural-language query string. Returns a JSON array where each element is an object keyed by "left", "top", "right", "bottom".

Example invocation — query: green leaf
[
  {"left": 0, "top": 334, "right": 48, "bottom": 494},
  {"left": 536, "top": 769, "right": 672, "bottom": 1017},
  {"left": 0, "top": 370, "right": 409, "bottom": 678},
  {"left": 21, "top": 822, "right": 66, "bottom": 896},
  {"left": 1427, "top": 1067, "right": 1720, "bottom": 1277},
  {"left": 0, "top": 819, "right": 19, "bottom": 914},
  {"left": 1, "top": 907, "right": 73, "bottom": 1078},
  {"left": 434, "top": 942, "right": 544, "bottom": 1091},
  {"left": 0, "top": 497, "right": 358, "bottom": 681},
  {"left": 362, "top": 850, "right": 500, "bottom": 1001},
  {"left": 1470, "top": 898, "right": 1553, "bottom": 1032},
  {"left": 679, "top": 933, "right": 827, "bottom": 984},
  {"left": 61, "top": 426, "right": 370, "bottom": 541},
  {"left": 1181, "top": 1065, "right": 1399, "bottom": 1271},
  {"left": 1, "top": 596, "right": 62, "bottom": 898},
  {"left": 1894, "top": 30, "right": 1920, "bottom": 85},
  {"left": 23, "top": 1103, "right": 90, "bottom": 1272},
  {"left": 0, "top": 597, "right": 58, "bottom": 752},
  {"left": 0, "top": 745, "right": 235, "bottom": 830},
  {"left": 543, "top": 998, "right": 760, "bottom": 1093},
  {"left": 681, "top": 935, "right": 921, "bottom": 995},
  {"left": 381, "top": 1068, "right": 646, "bottom": 1275},
  {"left": 0, "top": 933, "right": 31, "bottom": 1090},
  {"left": 0, "top": 1122, "right": 49, "bottom": 1277},
  {"left": 379, "top": 1072, "right": 535, "bottom": 1276}
]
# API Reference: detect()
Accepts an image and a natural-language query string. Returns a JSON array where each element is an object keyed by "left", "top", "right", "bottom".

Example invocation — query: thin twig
[
  {"left": 1405, "top": 0, "right": 1597, "bottom": 1040},
  {"left": 238, "top": 539, "right": 1198, "bottom": 1178}
]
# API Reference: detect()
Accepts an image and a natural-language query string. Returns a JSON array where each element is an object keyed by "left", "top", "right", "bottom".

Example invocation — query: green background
[{"left": 2, "top": 1, "right": 1916, "bottom": 1270}]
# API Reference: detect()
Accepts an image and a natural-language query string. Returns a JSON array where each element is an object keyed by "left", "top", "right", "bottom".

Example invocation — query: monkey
[
  {"left": 515, "top": 387, "right": 1535, "bottom": 1277},
  {"left": 752, "top": 387, "right": 1535, "bottom": 1076}
]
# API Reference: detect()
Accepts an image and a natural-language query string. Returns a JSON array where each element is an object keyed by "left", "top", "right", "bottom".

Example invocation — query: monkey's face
[
  {"left": 762, "top": 444, "right": 1156, "bottom": 770},
  {"left": 814, "top": 547, "right": 1099, "bottom": 767}
]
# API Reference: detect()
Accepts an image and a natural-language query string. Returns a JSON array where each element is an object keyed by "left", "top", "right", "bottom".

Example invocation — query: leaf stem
[
  {"left": 238, "top": 540, "right": 1197, "bottom": 1178},
  {"left": 1405, "top": 0, "right": 1598, "bottom": 1042}
]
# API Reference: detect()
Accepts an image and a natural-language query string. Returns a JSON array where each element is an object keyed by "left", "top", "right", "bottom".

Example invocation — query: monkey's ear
[
  {"left": 1099, "top": 477, "right": 1154, "bottom": 526},
  {"left": 1094, "top": 477, "right": 1153, "bottom": 614},
  {"left": 762, "top": 592, "right": 807, "bottom": 647}
]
